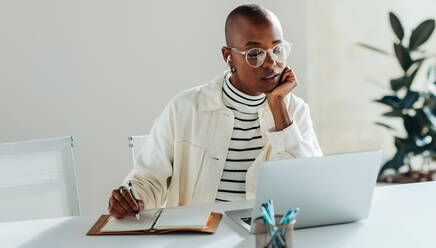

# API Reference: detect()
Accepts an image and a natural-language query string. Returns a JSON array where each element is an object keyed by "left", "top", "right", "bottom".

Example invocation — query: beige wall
[{"left": 306, "top": 0, "right": 436, "bottom": 160}]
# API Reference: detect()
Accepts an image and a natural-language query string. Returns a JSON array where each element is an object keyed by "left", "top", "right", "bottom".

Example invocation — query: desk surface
[{"left": 2, "top": 182, "right": 436, "bottom": 248}]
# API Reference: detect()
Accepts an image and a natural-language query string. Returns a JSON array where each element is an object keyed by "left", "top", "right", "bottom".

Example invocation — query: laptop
[{"left": 225, "top": 150, "right": 382, "bottom": 233}]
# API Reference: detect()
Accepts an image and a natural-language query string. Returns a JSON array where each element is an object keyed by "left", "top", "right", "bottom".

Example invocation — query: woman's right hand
[{"left": 108, "top": 186, "right": 144, "bottom": 219}]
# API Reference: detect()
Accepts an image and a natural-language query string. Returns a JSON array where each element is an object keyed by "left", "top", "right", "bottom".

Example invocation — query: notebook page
[
  {"left": 101, "top": 208, "right": 159, "bottom": 232},
  {"left": 154, "top": 205, "right": 211, "bottom": 230}
]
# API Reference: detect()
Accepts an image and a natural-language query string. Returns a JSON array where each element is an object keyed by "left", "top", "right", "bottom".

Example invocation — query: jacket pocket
[
  {"left": 191, "top": 152, "right": 224, "bottom": 204},
  {"left": 174, "top": 140, "right": 206, "bottom": 205}
]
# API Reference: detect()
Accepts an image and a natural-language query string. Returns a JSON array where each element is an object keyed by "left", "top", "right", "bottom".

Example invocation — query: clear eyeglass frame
[{"left": 228, "top": 41, "right": 292, "bottom": 68}]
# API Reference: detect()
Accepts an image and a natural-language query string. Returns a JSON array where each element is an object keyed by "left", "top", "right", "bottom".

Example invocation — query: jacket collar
[
  {"left": 197, "top": 71, "right": 228, "bottom": 112},
  {"left": 198, "top": 70, "right": 271, "bottom": 114}
]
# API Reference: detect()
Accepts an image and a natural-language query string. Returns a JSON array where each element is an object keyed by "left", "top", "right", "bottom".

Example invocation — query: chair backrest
[
  {"left": 128, "top": 135, "right": 148, "bottom": 167},
  {"left": 0, "top": 136, "right": 80, "bottom": 222}
]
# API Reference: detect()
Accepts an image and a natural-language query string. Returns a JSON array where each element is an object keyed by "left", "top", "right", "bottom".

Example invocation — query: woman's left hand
[{"left": 266, "top": 66, "right": 298, "bottom": 99}]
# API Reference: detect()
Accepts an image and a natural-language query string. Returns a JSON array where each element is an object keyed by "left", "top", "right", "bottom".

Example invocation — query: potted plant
[{"left": 358, "top": 12, "right": 436, "bottom": 183}]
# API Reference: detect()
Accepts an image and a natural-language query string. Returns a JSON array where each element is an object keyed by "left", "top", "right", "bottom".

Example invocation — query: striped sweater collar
[{"left": 222, "top": 73, "right": 266, "bottom": 113}]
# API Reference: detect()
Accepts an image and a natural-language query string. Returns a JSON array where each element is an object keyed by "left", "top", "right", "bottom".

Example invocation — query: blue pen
[
  {"left": 259, "top": 207, "right": 281, "bottom": 247},
  {"left": 265, "top": 229, "right": 286, "bottom": 247},
  {"left": 260, "top": 203, "right": 284, "bottom": 247},
  {"left": 279, "top": 209, "right": 293, "bottom": 224},
  {"left": 261, "top": 204, "right": 270, "bottom": 220},
  {"left": 265, "top": 202, "right": 274, "bottom": 221},
  {"left": 279, "top": 208, "right": 300, "bottom": 238},
  {"left": 283, "top": 208, "right": 299, "bottom": 224},
  {"left": 259, "top": 207, "right": 273, "bottom": 225},
  {"left": 287, "top": 208, "right": 300, "bottom": 222},
  {"left": 269, "top": 200, "right": 275, "bottom": 225}
]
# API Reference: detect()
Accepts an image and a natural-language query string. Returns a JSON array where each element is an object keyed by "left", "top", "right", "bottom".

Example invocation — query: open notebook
[{"left": 87, "top": 205, "right": 222, "bottom": 235}]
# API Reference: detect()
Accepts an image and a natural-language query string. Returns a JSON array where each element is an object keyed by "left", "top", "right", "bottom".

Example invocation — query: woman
[{"left": 108, "top": 4, "right": 322, "bottom": 219}]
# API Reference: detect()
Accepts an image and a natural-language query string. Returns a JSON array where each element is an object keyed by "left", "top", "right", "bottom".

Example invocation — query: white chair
[
  {"left": 0, "top": 136, "right": 80, "bottom": 222},
  {"left": 128, "top": 135, "right": 148, "bottom": 167}
]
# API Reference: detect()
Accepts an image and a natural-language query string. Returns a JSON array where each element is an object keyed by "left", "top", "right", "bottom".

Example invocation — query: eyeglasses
[{"left": 227, "top": 41, "right": 292, "bottom": 68}]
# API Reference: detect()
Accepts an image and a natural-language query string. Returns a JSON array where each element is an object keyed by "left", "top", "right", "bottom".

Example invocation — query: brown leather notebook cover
[{"left": 86, "top": 212, "right": 222, "bottom": 235}]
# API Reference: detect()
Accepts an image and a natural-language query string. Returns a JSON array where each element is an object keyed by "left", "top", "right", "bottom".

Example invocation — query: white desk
[{"left": 2, "top": 182, "right": 436, "bottom": 248}]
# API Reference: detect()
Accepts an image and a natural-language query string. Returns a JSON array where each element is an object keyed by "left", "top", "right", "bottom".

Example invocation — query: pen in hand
[{"left": 128, "top": 180, "right": 140, "bottom": 221}]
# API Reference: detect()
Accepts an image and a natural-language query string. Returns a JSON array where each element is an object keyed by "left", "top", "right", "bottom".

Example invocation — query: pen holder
[{"left": 253, "top": 215, "right": 296, "bottom": 248}]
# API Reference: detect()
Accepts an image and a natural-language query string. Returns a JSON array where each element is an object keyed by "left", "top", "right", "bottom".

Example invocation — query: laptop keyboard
[{"left": 241, "top": 217, "right": 252, "bottom": 226}]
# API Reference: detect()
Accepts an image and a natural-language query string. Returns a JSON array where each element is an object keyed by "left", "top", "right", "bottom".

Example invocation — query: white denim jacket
[{"left": 123, "top": 71, "right": 323, "bottom": 209}]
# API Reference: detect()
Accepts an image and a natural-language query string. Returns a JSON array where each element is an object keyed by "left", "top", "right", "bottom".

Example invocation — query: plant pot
[{"left": 378, "top": 170, "right": 436, "bottom": 183}]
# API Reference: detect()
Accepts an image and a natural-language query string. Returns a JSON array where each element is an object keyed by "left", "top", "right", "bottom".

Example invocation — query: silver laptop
[{"left": 225, "top": 150, "right": 382, "bottom": 233}]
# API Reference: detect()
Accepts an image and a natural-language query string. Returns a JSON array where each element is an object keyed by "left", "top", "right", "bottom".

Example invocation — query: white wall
[
  {"left": 0, "top": 0, "right": 308, "bottom": 215},
  {"left": 306, "top": 0, "right": 436, "bottom": 158}
]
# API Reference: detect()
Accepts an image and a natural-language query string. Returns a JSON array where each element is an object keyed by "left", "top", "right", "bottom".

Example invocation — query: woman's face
[{"left": 223, "top": 16, "right": 286, "bottom": 96}]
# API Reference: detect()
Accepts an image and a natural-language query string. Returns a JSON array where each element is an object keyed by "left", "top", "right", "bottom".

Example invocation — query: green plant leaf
[
  {"left": 423, "top": 106, "right": 436, "bottom": 131},
  {"left": 394, "top": 43, "right": 412, "bottom": 72},
  {"left": 378, "top": 160, "right": 393, "bottom": 178},
  {"left": 390, "top": 64, "right": 420, "bottom": 90},
  {"left": 382, "top": 111, "right": 403, "bottom": 118},
  {"left": 394, "top": 137, "right": 408, "bottom": 150},
  {"left": 401, "top": 91, "right": 420, "bottom": 108},
  {"left": 425, "top": 93, "right": 436, "bottom": 108},
  {"left": 415, "top": 108, "right": 431, "bottom": 129},
  {"left": 412, "top": 57, "right": 427, "bottom": 64},
  {"left": 406, "top": 65, "right": 421, "bottom": 88},
  {"left": 409, "top": 19, "right": 435, "bottom": 51},
  {"left": 392, "top": 149, "right": 407, "bottom": 171},
  {"left": 375, "top": 121, "right": 396, "bottom": 130},
  {"left": 374, "top": 95, "right": 401, "bottom": 108},
  {"left": 390, "top": 77, "right": 409, "bottom": 91},
  {"left": 356, "top": 43, "right": 391, "bottom": 56},
  {"left": 390, "top": 64, "right": 421, "bottom": 91},
  {"left": 411, "top": 145, "right": 429, "bottom": 155},
  {"left": 404, "top": 115, "right": 421, "bottom": 136},
  {"left": 430, "top": 135, "right": 436, "bottom": 151},
  {"left": 389, "top": 12, "right": 404, "bottom": 41}
]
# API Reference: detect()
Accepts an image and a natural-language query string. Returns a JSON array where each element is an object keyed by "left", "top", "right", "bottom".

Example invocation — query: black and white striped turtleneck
[{"left": 215, "top": 73, "right": 266, "bottom": 202}]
